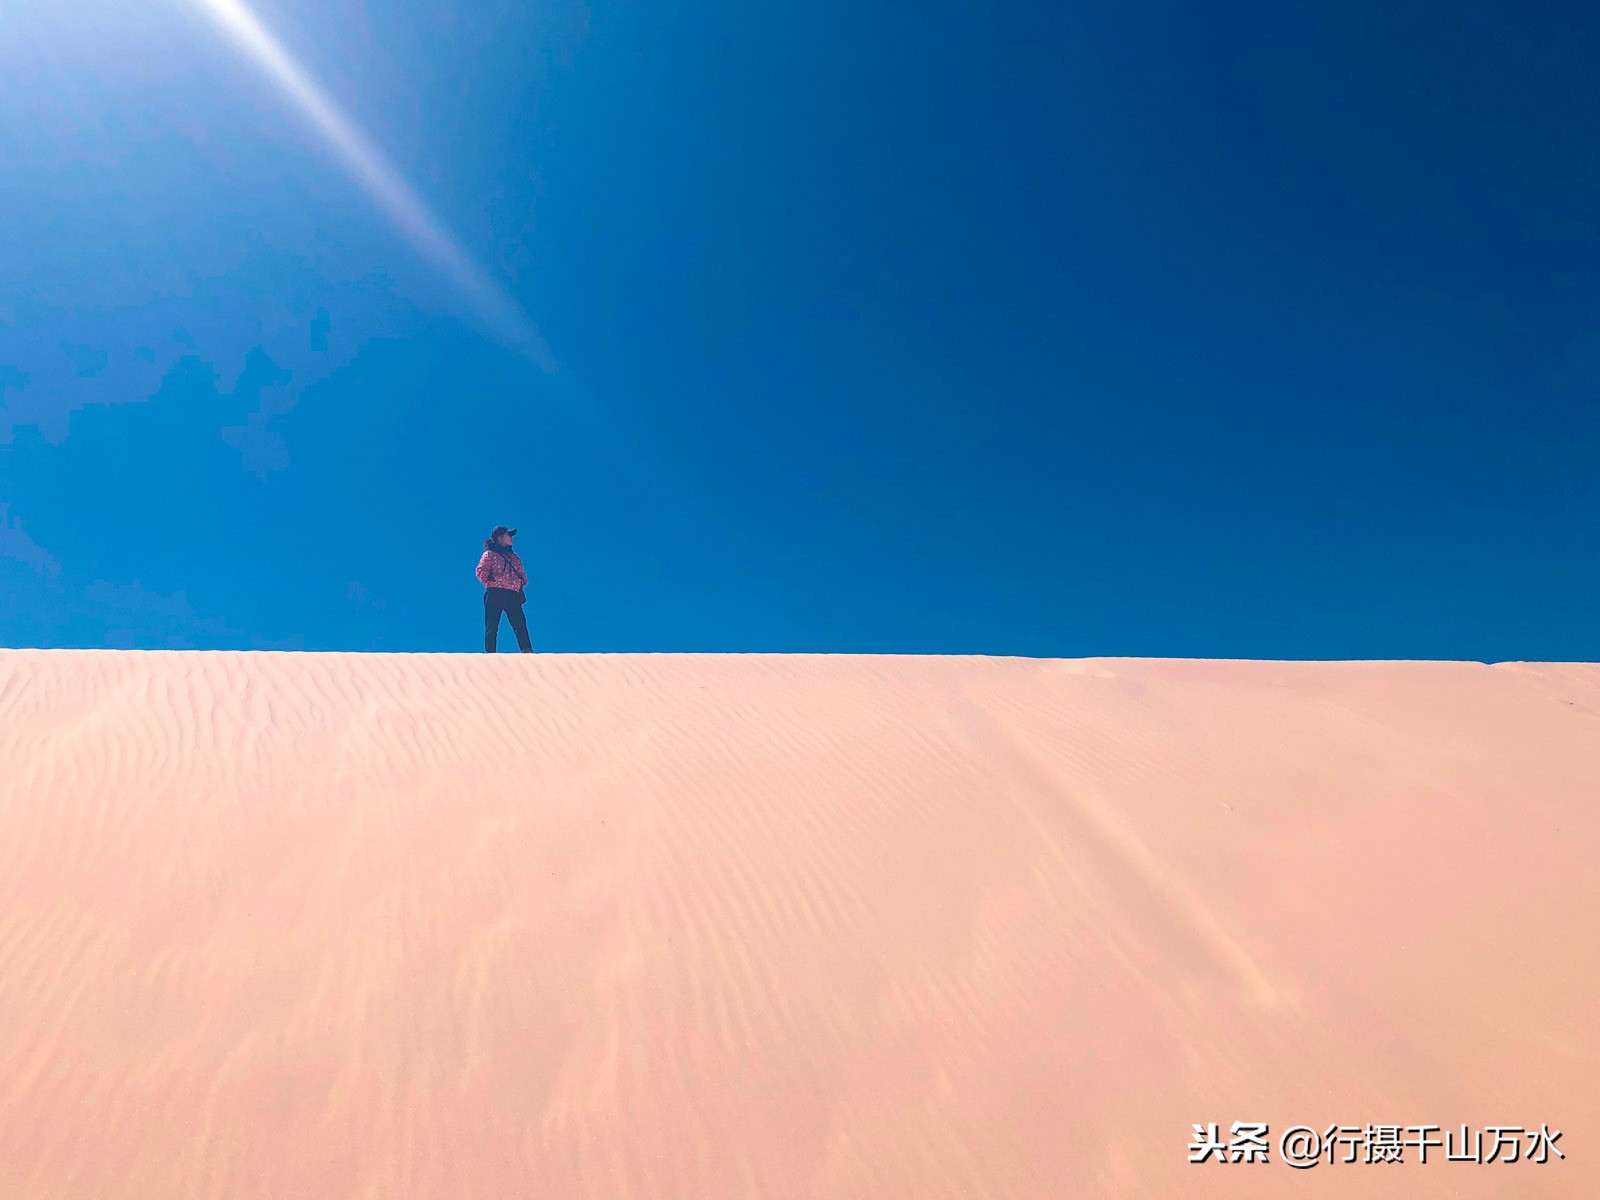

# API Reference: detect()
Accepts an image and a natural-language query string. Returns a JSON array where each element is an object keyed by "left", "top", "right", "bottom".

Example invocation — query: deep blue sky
[{"left": 2, "top": 0, "right": 1596, "bottom": 658}]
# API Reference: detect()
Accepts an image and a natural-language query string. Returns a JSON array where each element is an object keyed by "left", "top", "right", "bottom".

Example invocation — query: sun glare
[{"left": 186, "top": 0, "right": 553, "bottom": 368}]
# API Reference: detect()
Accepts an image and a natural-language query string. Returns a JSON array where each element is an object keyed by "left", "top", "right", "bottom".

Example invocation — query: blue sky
[{"left": 2, "top": 0, "right": 1596, "bottom": 659}]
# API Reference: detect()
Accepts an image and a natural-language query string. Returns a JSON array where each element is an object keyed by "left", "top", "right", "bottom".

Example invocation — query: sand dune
[{"left": 0, "top": 650, "right": 1595, "bottom": 1198}]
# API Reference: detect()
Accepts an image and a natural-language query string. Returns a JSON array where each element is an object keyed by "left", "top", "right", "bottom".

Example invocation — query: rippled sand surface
[{"left": 1, "top": 650, "right": 1595, "bottom": 1197}]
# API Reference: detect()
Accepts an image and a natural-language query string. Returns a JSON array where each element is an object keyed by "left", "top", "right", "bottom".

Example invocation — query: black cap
[{"left": 491, "top": 525, "right": 518, "bottom": 539}]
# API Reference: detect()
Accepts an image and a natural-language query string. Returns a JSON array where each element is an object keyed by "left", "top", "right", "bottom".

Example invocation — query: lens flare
[{"left": 188, "top": 0, "right": 553, "bottom": 369}]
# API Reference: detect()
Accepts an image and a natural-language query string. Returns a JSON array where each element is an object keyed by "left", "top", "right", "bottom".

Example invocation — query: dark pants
[{"left": 484, "top": 587, "right": 533, "bottom": 653}]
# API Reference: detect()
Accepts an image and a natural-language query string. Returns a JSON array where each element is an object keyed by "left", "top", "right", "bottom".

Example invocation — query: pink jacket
[{"left": 476, "top": 546, "right": 528, "bottom": 592}]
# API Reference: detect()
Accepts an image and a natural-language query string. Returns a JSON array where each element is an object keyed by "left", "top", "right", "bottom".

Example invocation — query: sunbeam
[{"left": 185, "top": 0, "right": 554, "bottom": 369}]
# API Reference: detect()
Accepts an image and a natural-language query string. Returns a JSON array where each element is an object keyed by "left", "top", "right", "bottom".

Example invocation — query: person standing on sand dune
[{"left": 476, "top": 525, "right": 533, "bottom": 653}]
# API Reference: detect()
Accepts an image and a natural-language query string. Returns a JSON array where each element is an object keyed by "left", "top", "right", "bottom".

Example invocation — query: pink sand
[{"left": 0, "top": 650, "right": 1595, "bottom": 1197}]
